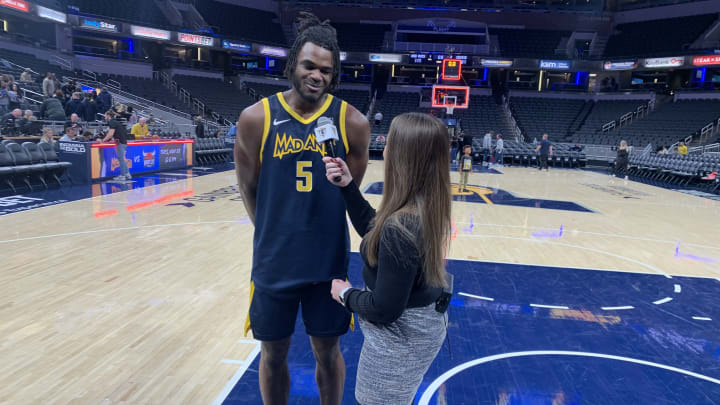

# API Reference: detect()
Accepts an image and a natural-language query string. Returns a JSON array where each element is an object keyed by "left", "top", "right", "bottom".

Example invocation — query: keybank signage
[
  {"left": 643, "top": 57, "right": 684, "bottom": 68},
  {"left": 81, "top": 18, "right": 118, "bottom": 32},
  {"left": 539, "top": 60, "right": 571, "bottom": 70}
]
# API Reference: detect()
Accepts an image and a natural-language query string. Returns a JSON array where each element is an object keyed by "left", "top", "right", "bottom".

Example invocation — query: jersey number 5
[{"left": 296, "top": 161, "right": 312, "bottom": 192}]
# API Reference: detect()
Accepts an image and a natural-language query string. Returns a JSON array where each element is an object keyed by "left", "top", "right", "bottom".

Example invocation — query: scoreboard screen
[
  {"left": 409, "top": 54, "right": 468, "bottom": 65},
  {"left": 442, "top": 58, "right": 462, "bottom": 81}
]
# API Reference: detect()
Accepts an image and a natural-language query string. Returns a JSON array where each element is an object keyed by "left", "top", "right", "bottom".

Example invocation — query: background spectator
[
  {"left": 131, "top": 117, "right": 149, "bottom": 139},
  {"left": 677, "top": 141, "right": 688, "bottom": 156},
  {"left": 82, "top": 93, "right": 98, "bottom": 122},
  {"left": 59, "top": 126, "right": 77, "bottom": 142},
  {"left": 40, "top": 90, "right": 66, "bottom": 121},
  {"left": 19, "top": 69, "right": 32, "bottom": 82},
  {"left": 65, "top": 113, "right": 84, "bottom": 136},
  {"left": 40, "top": 127, "right": 56, "bottom": 144},
  {"left": 1, "top": 108, "right": 21, "bottom": 135},
  {"left": 96, "top": 87, "right": 113, "bottom": 113},
  {"left": 195, "top": 116, "right": 205, "bottom": 138},
  {"left": 42, "top": 72, "right": 55, "bottom": 98},
  {"left": 8, "top": 83, "right": 23, "bottom": 111},
  {"left": 0, "top": 79, "right": 9, "bottom": 114},
  {"left": 614, "top": 140, "right": 629, "bottom": 179},
  {"left": 65, "top": 92, "right": 84, "bottom": 118}
]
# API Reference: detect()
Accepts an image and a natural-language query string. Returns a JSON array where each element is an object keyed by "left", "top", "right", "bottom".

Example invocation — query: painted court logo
[
  {"left": 273, "top": 133, "right": 325, "bottom": 159},
  {"left": 364, "top": 182, "right": 594, "bottom": 213}
]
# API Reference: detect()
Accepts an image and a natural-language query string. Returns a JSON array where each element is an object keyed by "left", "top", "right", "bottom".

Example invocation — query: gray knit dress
[{"left": 355, "top": 301, "right": 448, "bottom": 405}]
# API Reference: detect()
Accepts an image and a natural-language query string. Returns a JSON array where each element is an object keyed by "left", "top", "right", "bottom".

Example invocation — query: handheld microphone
[{"left": 315, "top": 116, "right": 342, "bottom": 182}]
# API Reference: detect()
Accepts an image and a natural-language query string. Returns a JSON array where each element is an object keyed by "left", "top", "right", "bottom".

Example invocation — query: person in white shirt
[
  {"left": 494, "top": 134, "right": 504, "bottom": 166},
  {"left": 482, "top": 131, "right": 493, "bottom": 165},
  {"left": 59, "top": 127, "right": 77, "bottom": 142},
  {"left": 374, "top": 111, "right": 383, "bottom": 126}
]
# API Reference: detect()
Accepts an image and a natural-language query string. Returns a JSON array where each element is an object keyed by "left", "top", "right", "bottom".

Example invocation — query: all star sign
[
  {"left": 643, "top": 57, "right": 684, "bottom": 68},
  {"left": 0, "top": 0, "right": 29, "bottom": 12},
  {"left": 178, "top": 33, "right": 214, "bottom": 47}
]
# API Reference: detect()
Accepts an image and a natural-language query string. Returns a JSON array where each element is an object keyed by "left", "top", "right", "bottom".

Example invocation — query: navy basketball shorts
[{"left": 249, "top": 282, "right": 351, "bottom": 341}]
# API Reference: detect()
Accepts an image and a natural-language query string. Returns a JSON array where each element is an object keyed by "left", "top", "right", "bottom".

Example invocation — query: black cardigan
[{"left": 340, "top": 181, "right": 442, "bottom": 324}]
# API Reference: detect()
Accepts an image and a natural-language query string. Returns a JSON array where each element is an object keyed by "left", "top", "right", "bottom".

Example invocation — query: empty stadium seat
[{"left": 510, "top": 97, "right": 586, "bottom": 141}]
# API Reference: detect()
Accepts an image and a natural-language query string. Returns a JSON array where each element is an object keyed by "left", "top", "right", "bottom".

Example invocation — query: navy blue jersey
[{"left": 252, "top": 92, "right": 351, "bottom": 292}]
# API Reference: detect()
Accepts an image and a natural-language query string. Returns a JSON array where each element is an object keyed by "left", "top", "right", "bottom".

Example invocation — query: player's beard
[{"left": 292, "top": 72, "right": 327, "bottom": 104}]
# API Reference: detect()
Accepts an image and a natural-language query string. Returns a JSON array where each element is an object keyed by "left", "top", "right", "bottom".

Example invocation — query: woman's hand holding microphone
[{"left": 322, "top": 156, "right": 353, "bottom": 187}]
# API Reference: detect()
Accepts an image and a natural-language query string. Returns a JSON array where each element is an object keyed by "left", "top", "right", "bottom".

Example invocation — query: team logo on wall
[
  {"left": 143, "top": 150, "right": 156, "bottom": 168},
  {"left": 364, "top": 182, "right": 594, "bottom": 213}
]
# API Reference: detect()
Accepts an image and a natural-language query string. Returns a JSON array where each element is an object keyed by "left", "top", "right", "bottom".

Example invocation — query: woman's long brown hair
[{"left": 365, "top": 112, "right": 451, "bottom": 288}]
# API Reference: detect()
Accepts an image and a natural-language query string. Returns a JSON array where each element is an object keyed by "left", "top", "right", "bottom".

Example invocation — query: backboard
[{"left": 432, "top": 85, "right": 470, "bottom": 115}]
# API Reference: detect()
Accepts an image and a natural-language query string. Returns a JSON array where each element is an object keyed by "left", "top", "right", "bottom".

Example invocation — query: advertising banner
[
  {"left": 131, "top": 25, "right": 170, "bottom": 40},
  {"left": 179, "top": 33, "right": 214, "bottom": 47},
  {"left": 0, "top": 0, "right": 29, "bottom": 12},
  {"left": 37, "top": 5, "right": 66, "bottom": 23},
  {"left": 643, "top": 57, "right": 684, "bottom": 68}
]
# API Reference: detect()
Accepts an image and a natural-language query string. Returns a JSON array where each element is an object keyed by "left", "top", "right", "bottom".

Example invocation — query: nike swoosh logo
[{"left": 273, "top": 119, "right": 290, "bottom": 126}]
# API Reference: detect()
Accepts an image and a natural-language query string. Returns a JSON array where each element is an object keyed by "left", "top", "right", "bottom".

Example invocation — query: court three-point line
[
  {"left": 459, "top": 292, "right": 494, "bottom": 301},
  {"left": 601, "top": 306, "right": 635, "bottom": 311},
  {"left": 530, "top": 303, "right": 570, "bottom": 310}
]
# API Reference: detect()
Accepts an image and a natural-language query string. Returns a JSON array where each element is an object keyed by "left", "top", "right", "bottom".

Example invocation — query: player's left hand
[{"left": 331, "top": 279, "right": 352, "bottom": 304}]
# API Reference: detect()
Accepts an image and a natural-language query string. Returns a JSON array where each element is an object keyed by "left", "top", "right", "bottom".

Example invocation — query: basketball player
[{"left": 234, "top": 13, "right": 370, "bottom": 405}]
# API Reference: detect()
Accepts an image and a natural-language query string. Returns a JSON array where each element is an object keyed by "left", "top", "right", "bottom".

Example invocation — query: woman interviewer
[{"left": 323, "top": 112, "right": 451, "bottom": 405}]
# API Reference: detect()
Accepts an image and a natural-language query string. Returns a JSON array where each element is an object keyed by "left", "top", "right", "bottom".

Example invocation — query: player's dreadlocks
[{"left": 284, "top": 12, "right": 341, "bottom": 93}]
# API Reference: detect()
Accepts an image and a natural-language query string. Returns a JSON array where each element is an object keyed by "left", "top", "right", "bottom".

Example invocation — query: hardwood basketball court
[{"left": 1, "top": 162, "right": 718, "bottom": 404}]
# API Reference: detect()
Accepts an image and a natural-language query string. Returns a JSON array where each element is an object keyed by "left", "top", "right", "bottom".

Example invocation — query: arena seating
[
  {"left": 371, "top": 92, "right": 421, "bottom": 133},
  {"left": 64, "top": 0, "right": 171, "bottom": 27},
  {"left": 491, "top": 28, "right": 570, "bottom": 58},
  {"left": 194, "top": 1, "right": 286, "bottom": 45},
  {"left": 333, "top": 23, "right": 391, "bottom": 52},
  {"left": 0, "top": 48, "right": 70, "bottom": 80},
  {"left": 107, "top": 75, "right": 192, "bottom": 115},
  {"left": 627, "top": 153, "right": 720, "bottom": 192},
  {"left": 174, "top": 75, "right": 256, "bottom": 123},
  {"left": 369, "top": 134, "right": 386, "bottom": 153},
  {"left": 604, "top": 14, "right": 718, "bottom": 58},
  {"left": 332, "top": 89, "right": 370, "bottom": 114},
  {"left": 245, "top": 82, "right": 289, "bottom": 99},
  {"left": 194, "top": 138, "right": 232, "bottom": 165},
  {"left": 471, "top": 139, "right": 587, "bottom": 167},
  {"left": 605, "top": 100, "right": 720, "bottom": 148},
  {"left": 570, "top": 100, "right": 650, "bottom": 144},
  {"left": 0, "top": 141, "right": 71, "bottom": 192},
  {"left": 510, "top": 97, "right": 587, "bottom": 141},
  {"left": 446, "top": 96, "right": 514, "bottom": 137}
]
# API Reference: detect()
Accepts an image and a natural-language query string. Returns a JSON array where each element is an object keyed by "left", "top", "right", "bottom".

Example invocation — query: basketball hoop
[{"left": 431, "top": 85, "right": 469, "bottom": 116}]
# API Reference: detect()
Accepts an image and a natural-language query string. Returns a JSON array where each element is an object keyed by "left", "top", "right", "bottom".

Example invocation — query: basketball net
[{"left": 445, "top": 95, "right": 457, "bottom": 116}]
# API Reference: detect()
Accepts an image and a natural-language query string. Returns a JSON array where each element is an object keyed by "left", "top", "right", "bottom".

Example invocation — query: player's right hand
[{"left": 323, "top": 156, "right": 353, "bottom": 187}]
